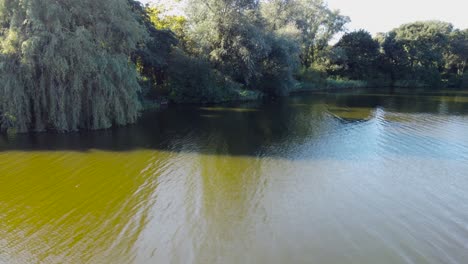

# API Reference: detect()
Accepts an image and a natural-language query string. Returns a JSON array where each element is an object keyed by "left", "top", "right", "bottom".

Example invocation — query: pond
[{"left": 1, "top": 88, "right": 468, "bottom": 263}]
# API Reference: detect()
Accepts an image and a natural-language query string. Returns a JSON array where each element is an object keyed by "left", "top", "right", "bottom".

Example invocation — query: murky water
[{"left": 1, "top": 89, "right": 468, "bottom": 264}]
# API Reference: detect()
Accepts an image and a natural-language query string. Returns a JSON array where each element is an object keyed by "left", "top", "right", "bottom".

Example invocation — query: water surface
[{"left": 1, "top": 89, "right": 468, "bottom": 264}]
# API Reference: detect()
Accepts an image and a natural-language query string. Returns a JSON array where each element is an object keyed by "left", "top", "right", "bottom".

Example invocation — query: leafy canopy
[{"left": 0, "top": 0, "right": 146, "bottom": 132}]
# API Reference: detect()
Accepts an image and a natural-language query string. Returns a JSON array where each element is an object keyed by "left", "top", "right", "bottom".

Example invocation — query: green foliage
[
  {"left": 382, "top": 21, "right": 454, "bottom": 87},
  {"left": 261, "top": 0, "right": 350, "bottom": 67},
  {"left": 324, "top": 20, "right": 467, "bottom": 89},
  {"left": 297, "top": 68, "right": 368, "bottom": 91},
  {"left": 180, "top": 0, "right": 302, "bottom": 96},
  {"left": 253, "top": 23, "right": 301, "bottom": 96},
  {"left": 332, "top": 30, "right": 380, "bottom": 80},
  {"left": 462, "top": 72, "right": 468, "bottom": 88},
  {"left": 0, "top": 0, "right": 146, "bottom": 132},
  {"left": 0, "top": 0, "right": 352, "bottom": 133},
  {"left": 167, "top": 49, "right": 243, "bottom": 103},
  {"left": 444, "top": 29, "right": 468, "bottom": 87},
  {"left": 145, "top": 5, "right": 188, "bottom": 43},
  {"left": 326, "top": 79, "right": 368, "bottom": 89},
  {"left": 129, "top": 1, "right": 177, "bottom": 98},
  {"left": 1, "top": 0, "right": 466, "bottom": 134},
  {"left": 295, "top": 65, "right": 328, "bottom": 90},
  {"left": 186, "top": 0, "right": 269, "bottom": 86}
]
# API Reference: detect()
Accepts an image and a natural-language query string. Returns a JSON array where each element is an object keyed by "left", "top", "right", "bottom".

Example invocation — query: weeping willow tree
[{"left": 0, "top": 0, "right": 146, "bottom": 132}]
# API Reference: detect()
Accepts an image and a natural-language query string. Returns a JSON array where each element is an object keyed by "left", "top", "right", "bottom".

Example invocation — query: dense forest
[{"left": 0, "top": 0, "right": 466, "bottom": 133}]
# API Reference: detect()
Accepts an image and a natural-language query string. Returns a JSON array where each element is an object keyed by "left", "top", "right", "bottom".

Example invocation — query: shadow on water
[{"left": 1, "top": 88, "right": 468, "bottom": 160}]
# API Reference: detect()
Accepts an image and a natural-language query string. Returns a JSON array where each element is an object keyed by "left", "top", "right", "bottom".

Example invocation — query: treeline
[
  {"left": 148, "top": 0, "right": 349, "bottom": 101},
  {"left": 0, "top": 0, "right": 466, "bottom": 133},
  {"left": 324, "top": 22, "right": 468, "bottom": 89}
]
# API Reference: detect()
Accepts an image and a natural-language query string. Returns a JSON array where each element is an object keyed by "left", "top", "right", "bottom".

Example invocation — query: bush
[
  {"left": 326, "top": 79, "right": 368, "bottom": 89},
  {"left": 167, "top": 50, "right": 260, "bottom": 103},
  {"left": 295, "top": 67, "right": 328, "bottom": 89},
  {"left": 393, "top": 80, "right": 430, "bottom": 88},
  {"left": 296, "top": 67, "right": 368, "bottom": 90},
  {"left": 461, "top": 72, "right": 468, "bottom": 89}
]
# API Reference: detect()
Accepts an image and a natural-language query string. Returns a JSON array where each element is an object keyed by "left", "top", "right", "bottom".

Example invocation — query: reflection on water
[{"left": 1, "top": 88, "right": 468, "bottom": 264}]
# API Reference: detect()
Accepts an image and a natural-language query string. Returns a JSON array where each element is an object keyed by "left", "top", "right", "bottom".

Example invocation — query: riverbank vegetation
[{"left": 0, "top": 0, "right": 466, "bottom": 132}]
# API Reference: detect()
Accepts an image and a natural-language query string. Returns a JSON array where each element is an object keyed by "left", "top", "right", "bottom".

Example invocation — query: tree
[
  {"left": 182, "top": 0, "right": 301, "bottom": 96},
  {"left": 382, "top": 21, "right": 454, "bottom": 86},
  {"left": 146, "top": 6, "right": 187, "bottom": 37},
  {"left": 445, "top": 29, "right": 468, "bottom": 87},
  {"left": 255, "top": 23, "right": 301, "bottom": 95},
  {"left": 332, "top": 30, "right": 380, "bottom": 80},
  {"left": 186, "top": 0, "right": 270, "bottom": 87},
  {"left": 129, "top": 1, "right": 177, "bottom": 97},
  {"left": 261, "top": 0, "right": 350, "bottom": 67},
  {"left": 0, "top": 0, "right": 146, "bottom": 132}
]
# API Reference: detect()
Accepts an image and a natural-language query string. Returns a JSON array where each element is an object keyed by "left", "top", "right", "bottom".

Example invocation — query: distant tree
[
  {"left": 129, "top": 1, "right": 177, "bottom": 97},
  {"left": 182, "top": 0, "right": 301, "bottom": 96},
  {"left": 166, "top": 47, "right": 253, "bottom": 103},
  {"left": 332, "top": 30, "right": 380, "bottom": 80},
  {"left": 255, "top": 24, "right": 301, "bottom": 95},
  {"left": 444, "top": 29, "right": 468, "bottom": 87},
  {"left": 382, "top": 21, "right": 454, "bottom": 86},
  {"left": 186, "top": 0, "right": 270, "bottom": 87},
  {"left": 261, "top": 0, "right": 350, "bottom": 67},
  {"left": 145, "top": 5, "right": 187, "bottom": 40}
]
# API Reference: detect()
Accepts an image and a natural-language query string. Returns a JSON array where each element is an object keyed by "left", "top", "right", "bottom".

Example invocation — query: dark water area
[
  {"left": 1, "top": 88, "right": 468, "bottom": 263},
  {"left": 2, "top": 88, "right": 468, "bottom": 157}
]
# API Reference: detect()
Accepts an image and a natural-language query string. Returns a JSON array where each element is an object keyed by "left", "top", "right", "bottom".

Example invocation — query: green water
[{"left": 1, "top": 89, "right": 468, "bottom": 264}]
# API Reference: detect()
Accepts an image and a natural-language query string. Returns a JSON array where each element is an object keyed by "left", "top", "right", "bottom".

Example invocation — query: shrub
[{"left": 167, "top": 50, "right": 244, "bottom": 103}]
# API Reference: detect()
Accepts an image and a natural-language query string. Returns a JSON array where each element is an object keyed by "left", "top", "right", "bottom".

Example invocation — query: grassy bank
[{"left": 296, "top": 79, "right": 369, "bottom": 92}]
